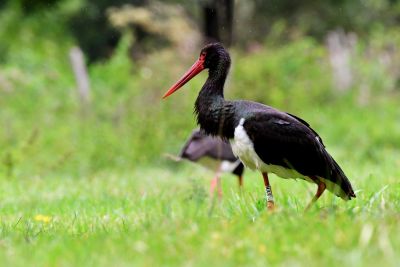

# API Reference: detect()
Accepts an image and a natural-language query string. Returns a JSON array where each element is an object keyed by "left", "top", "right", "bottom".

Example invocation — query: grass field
[
  {"left": 1, "top": 7, "right": 400, "bottom": 264},
  {"left": 1, "top": 99, "right": 399, "bottom": 267}
]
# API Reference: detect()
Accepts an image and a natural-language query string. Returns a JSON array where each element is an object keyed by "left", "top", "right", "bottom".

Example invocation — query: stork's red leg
[
  {"left": 262, "top": 172, "right": 275, "bottom": 210},
  {"left": 305, "top": 178, "right": 326, "bottom": 211}
]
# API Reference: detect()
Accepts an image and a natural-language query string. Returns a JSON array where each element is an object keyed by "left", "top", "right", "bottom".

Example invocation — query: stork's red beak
[{"left": 162, "top": 55, "right": 205, "bottom": 99}]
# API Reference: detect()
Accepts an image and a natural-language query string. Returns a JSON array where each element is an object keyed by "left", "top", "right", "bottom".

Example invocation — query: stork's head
[{"left": 162, "top": 43, "right": 230, "bottom": 99}]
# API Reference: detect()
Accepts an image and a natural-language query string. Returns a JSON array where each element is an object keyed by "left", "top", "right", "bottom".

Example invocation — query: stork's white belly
[{"left": 230, "top": 118, "right": 309, "bottom": 180}]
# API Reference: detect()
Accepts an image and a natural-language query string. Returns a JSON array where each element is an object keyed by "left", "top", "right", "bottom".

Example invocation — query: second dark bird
[{"left": 179, "top": 129, "right": 244, "bottom": 198}]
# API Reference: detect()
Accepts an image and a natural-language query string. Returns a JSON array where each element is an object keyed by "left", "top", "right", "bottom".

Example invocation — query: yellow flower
[
  {"left": 34, "top": 214, "right": 52, "bottom": 223},
  {"left": 258, "top": 244, "right": 266, "bottom": 253}
]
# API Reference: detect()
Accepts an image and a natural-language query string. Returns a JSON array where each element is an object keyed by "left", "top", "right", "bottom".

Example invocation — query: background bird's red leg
[
  {"left": 210, "top": 175, "right": 220, "bottom": 198},
  {"left": 238, "top": 175, "right": 243, "bottom": 188},
  {"left": 217, "top": 175, "right": 222, "bottom": 198},
  {"left": 210, "top": 167, "right": 222, "bottom": 199},
  {"left": 305, "top": 178, "right": 326, "bottom": 211},
  {"left": 262, "top": 172, "right": 275, "bottom": 210}
]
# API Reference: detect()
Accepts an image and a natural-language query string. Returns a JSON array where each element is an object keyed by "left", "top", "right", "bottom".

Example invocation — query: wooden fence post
[{"left": 69, "top": 46, "right": 91, "bottom": 108}]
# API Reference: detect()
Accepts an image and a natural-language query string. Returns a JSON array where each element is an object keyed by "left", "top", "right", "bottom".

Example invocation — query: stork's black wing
[
  {"left": 244, "top": 111, "right": 328, "bottom": 176},
  {"left": 285, "top": 112, "right": 325, "bottom": 147},
  {"left": 242, "top": 109, "right": 355, "bottom": 199}
]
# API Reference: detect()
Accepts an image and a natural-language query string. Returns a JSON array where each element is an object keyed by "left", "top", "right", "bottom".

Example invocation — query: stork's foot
[
  {"left": 267, "top": 200, "right": 275, "bottom": 211},
  {"left": 305, "top": 179, "right": 326, "bottom": 211}
]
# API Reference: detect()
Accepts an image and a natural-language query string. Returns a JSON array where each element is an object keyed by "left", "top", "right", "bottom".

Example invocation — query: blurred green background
[
  {"left": 1, "top": 1, "right": 400, "bottom": 266},
  {"left": 1, "top": 0, "right": 399, "bottom": 177}
]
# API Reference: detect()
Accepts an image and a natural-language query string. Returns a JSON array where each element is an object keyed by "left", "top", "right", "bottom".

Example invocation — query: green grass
[
  {"left": 1, "top": 99, "right": 400, "bottom": 266},
  {"left": 1, "top": 6, "right": 400, "bottom": 265},
  {"left": 0, "top": 162, "right": 399, "bottom": 266}
]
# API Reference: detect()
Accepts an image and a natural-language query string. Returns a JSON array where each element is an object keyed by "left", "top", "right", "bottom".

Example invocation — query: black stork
[
  {"left": 163, "top": 43, "right": 356, "bottom": 210},
  {"left": 179, "top": 129, "right": 244, "bottom": 197}
]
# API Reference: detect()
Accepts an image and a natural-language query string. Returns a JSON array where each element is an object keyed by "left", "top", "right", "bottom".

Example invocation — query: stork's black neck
[
  {"left": 194, "top": 68, "right": 235, "bottom": 138},
  {"left": 197, "top": 68, "right": 227, "bottom": 102}
]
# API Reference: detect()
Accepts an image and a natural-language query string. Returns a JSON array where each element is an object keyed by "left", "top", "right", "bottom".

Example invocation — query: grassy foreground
[
  {"left": 1, "top": 100, "right": 400, "bottom": 266},
  {"left": 0, "top": 166, "right": 399, "bottom": 266},
  {"left": 1, "top": 7, "right": 400, "bottom": 264}
]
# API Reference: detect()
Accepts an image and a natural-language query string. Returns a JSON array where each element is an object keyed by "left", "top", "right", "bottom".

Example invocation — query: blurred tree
[
  {"left": 202, "top": 0, "right": 233, "bottom": 46},
  {"left": 68, "top": 0, "right": 147, "bottom": 62},
  {"left": 4, "top": 0, "right": 399, "bottom": 62},
  {"left": 238, "top": 0, "right": 400, "bottom": 44},
  {"left": 108, "top": 2, "right": 200, "bottom": 59},
  {"left": 4, "top": 0, "right": 62, "bottom": 13}
]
